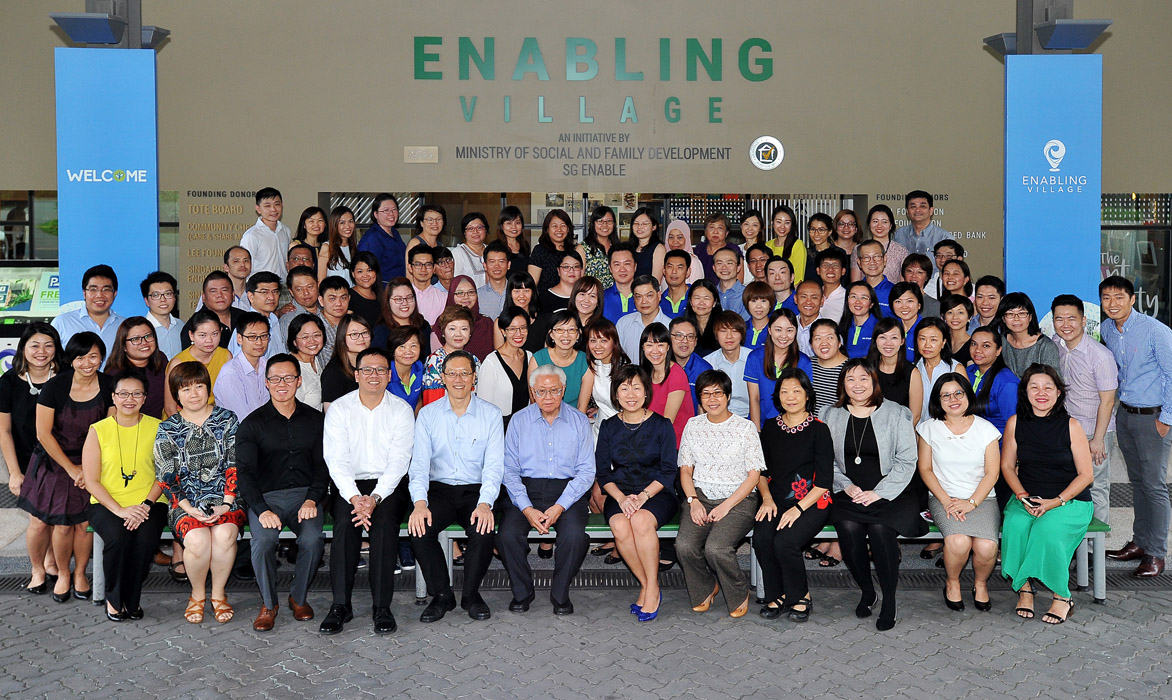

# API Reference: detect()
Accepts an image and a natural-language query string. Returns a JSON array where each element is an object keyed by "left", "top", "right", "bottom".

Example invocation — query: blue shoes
[
  {"left": 637, "top": 592, "right": 662, "bottom": 622},
  {"left": 629, "top": 603, "right": 641, "bottom": 615}
]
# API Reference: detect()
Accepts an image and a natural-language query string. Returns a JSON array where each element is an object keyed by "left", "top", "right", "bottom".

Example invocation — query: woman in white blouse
[
  {"left": 675, "top": 369, "right": 764, "bottom": 618},
  {"left": 916, "top": 372, "right": 1001, "bottom": 613},
  {"left": 475, "top": 308, "right": 536, "bottom": 431},
  {"left": 287, "top": 314, "right": 326, "bottom": 410}
]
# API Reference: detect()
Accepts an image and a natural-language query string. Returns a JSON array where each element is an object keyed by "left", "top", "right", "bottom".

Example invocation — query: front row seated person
[
  {"left": 499, "top": 365, "right": 595, "bottom": 615},
  {"left": 320, "top": 348, "right": 415, "bottom": 635},
  {"left": 409, "top": 350, "right": 505, "bottom": 623},
  {"left": 236, "top": 354, "right": 330, "bottom": 632}
]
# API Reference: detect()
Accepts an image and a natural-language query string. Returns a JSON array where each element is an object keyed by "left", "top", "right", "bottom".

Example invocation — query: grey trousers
[
  {"left": 1116, "top": 410, "right": 1171, "bottom": 558},
  {"left": 1089, "top": 431, "right": 1114, "bottom": 526},
  {"left": 675, "top": 488, "right": 758, "bottom": 614},
  {"left": 248, "top": 487, "right": 325, "bottom": 608}
]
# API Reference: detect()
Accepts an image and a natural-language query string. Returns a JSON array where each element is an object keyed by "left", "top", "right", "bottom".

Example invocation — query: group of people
[{"left": 2, "top": 186, "right": 1168, "bottom": 635}]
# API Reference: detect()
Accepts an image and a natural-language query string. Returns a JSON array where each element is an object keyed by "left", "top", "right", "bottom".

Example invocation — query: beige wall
[{"left": 3, "top": 0, "right": 1171, "bottom": 278}]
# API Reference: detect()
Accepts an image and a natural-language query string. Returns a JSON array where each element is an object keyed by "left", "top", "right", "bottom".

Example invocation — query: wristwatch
[
  {"left": 967, "top": 498, "right": 977, "bottom": 507},
  {"left": 372, "top": 494, "right": 383, "bottom": 507},
  {"left": 686, "top": 495, "right": 696, "bottom": 504}
]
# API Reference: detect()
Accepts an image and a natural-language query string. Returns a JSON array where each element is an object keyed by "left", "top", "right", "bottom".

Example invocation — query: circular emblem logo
[
  {"left": 749, "top": 136, "right": 784, "bottom": 171},
  {"left": 113, "top": 169, "right": 127, "bottom": 182}
]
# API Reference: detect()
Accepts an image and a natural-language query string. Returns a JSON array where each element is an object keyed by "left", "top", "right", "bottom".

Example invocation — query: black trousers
[
  {"left": 498, "top": 478, "right": 589, "bottom": 605},
  {"left": 412, "top": 482, "right": 495, "bottom": 602},
  {"left": 752, "top": 501, "right": 829, "bottom": 603},
  {"left": 330, "top": 477, "right": 409, "bottom": 610},
  {"left": 86, "top": 501, "right": 167, "bottom": 611}
]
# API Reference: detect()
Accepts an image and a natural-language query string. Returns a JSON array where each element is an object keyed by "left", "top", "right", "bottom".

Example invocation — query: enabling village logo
[{"left": 1022, "top": 138, "right": 1083, "bottom": 193}]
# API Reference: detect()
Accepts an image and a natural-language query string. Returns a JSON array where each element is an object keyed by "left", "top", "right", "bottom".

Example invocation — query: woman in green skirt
[{"left": 999, "top": 363, "right": 1094, "bottom": 625}]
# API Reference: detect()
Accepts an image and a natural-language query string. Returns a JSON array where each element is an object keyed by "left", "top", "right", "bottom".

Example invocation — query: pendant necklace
[
  {"left": 24, "top": 369, "right": 54, "bottom": 396},
  {"left": 116, "top": 418, "right": 143, "bottom": 488},
  {"left": 849, "top": 414, "right": 870, "bottom": 465}
]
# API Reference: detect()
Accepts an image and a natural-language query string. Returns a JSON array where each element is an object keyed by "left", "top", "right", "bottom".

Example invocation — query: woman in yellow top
[
  {"left": 766, "top": 205, "right": 808, "bottom": 285},
  {"left": 163, "top": 309, "right": 231, "bottom": 417},
  {"left": 82, "top": 371, "right": 167, "bottom": 622}
]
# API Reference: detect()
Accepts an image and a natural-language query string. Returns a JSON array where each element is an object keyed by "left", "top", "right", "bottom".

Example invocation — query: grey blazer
[{"left": 819, "top": 401, "right": 918, "bottom": 501}]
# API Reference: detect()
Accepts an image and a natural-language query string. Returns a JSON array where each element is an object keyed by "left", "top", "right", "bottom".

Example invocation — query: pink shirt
[
  {"left": 650, "top": 363, "right": 695, "bottom": 448},
  {"left": 415, "top": 283, "right": 448, "bottom": 326}
]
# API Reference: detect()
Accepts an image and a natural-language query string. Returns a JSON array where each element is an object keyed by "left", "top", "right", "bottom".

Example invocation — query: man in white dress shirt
[
  {"left": 238, "top": 187, "right": 291, "bottom": 278},
  {"left": 320, "top": 347, "right": 415, "bottom": 635}
]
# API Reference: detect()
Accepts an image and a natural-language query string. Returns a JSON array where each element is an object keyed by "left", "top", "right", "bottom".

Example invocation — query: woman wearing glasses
[
  {"left": 528, "top": 209, "right": 575, "bottom": 290},
  {"left": 406, "top": 204, "right": 447, "bottom": 265},
  {"left": 320, "top": 314, "right": 373, "bottom": 412},
  {"left": 286, "top": 314, "right": 327, "bottom": 410},
  {"left": 538, "top": 250, "right": 584, "bottom": 313},
  {"left": 376, "top": 277, "right": 434, "bottom": 358},
  {"left": 577, "top": 206, "right": 618, "bottom": 289},
  {"left": 440, "top": 275, "right": 495, "bottom": 361},
  {"left": 996, "top": 293, "right": 1061, "bottom": 379},
  {"left": 452, "top": 212, "right": 490, "bottom": 286},
  {"left": 478, "top": 308, "right": 537, "bottom": 431},
  {"left": 534, "top": 310, "right": 592, "bottom": 413},
  {"left": 107, "top": 317, "right": 168, "bottom": 419},
  {"left": 804, "top": 214, "right": 843, "bottom": 284},
  {"left": 82, "top": 371, "right": 167, "bottom": 621}
]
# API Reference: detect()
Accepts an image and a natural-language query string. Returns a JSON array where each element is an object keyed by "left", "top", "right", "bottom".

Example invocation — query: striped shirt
[{"left": 1100, "top": 310, "right": 1172, "bottom": 424}]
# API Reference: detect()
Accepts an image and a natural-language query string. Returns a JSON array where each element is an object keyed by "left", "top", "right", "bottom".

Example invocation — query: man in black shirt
[
  {"left": 235, "top": 353, "right": 330, "bottom": 631},
  {"left": 181, "top": 271, "right": 244, "bottom": 349}
]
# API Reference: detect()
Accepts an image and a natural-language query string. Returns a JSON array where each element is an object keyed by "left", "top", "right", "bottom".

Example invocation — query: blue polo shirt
[
  {"left": 660, "top": 291, "right": 689, "bottom": 320},
  {"left": 872, "top": 278, "right": 895, "bottom": 317},
  {"left": 388, "top": 359, "right": 424, "bottom": 410},
  {"left": 602, "top": 286, "right": 636, "bottom": 324},
  {"left": 744, "top": 347, "right": 813, "bottom": 422},
  {"left": 844, "top": 315, "right": 878, "bottom": 359},
  {"left": 678, "top": 353, "right": 713, "bottom": 414}
]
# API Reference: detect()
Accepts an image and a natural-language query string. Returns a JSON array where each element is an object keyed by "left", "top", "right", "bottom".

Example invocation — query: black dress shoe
[
  {"left": 420, "top": 596, "right": 457, "bottom": 623},
  {"left": 463, "top": 595, "right": 491, "bottom": 621},
  {"left": 759, "top": 604, "right": 783, "bottom": 620},
  {"left": 509, "top": 593, "right": 535, "bottom": 612},
  {"left": 538, "top": 544, "right": 554, "bottom": 559},
  {"left": 73, "top": 588, "right": 92, "bottom": 601},
  {"left": 106, "top": 608, "right": 127, "bottom": 622},
  {"left": 26, "top": 580, "right": 49, "bottom": 595},
  {"left": 971, "top": 590, "right": 992, "bottom": 612},
  {"left": 943, "top": 588, "right": 965, "bottom": 612},
  {"left": 51, "top": 589, "right": 73, "bottom": 604},
  {"left": 318, "top": 604, "right": 353, "bottom": 635},
  {"left": 127, "top": 607, "right": 145, "bottom": 620},
  {"left": 284, "top": 542, "right": 300, "bottom": 565},
  {"left": 1134, "top": 556, "right": 1166, "bottom": 578},
  {"left": 1107, "top": 540, "right": 1146, "bottom": 561},
  {"left": 373, "top": 607, "right": 397, "bottom": 635},
  {"left": 452, "top": 554, "right": 465, "bottom": 567},
  {"left": 552, "top": 599, "right": 574, "bottom": 616}
]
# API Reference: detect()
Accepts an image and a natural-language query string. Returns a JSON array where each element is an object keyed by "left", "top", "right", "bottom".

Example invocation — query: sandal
[
  {"left": 787, "top": 597, "right": 813, "bottom": 623},
  {"left": 211, "top": 598, "right": 234, "bottom": 623},
  {"left": 1041, "top": 596, "right": 1075, "bottom": 625},
  {"left": 169, "top": 562, "right": 188, "bottom": 584},
  {"left": 802, "top": 545, "right": 825, "bottom": 561},
  {"left": 1015, "top": 583, "right": 1036, "bottom": 620},
  {"left": 184, "top": 597, "right": 205, "bottom": 624},
  {"left": 817, "top": 555, "right": 841, "bottom": 568}
]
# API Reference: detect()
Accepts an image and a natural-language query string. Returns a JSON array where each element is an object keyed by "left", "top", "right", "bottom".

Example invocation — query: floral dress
[
  {"left": 582, "top": 244, "right": 613, "bottom": 288},
  {"left": 154, "top": 405, "right": 245, "bottom": 538}
]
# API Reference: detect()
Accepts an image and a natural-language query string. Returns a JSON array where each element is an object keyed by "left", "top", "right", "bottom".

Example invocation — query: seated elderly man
[{"left": 500, "top": 365, "right": 596, "bottom": 615}]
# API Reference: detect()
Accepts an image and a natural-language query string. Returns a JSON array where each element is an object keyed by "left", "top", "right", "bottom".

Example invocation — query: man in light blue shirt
[
  {"left": 228, "top": 272, "right": 284, "bottom": 361},
  {"left": 52, "top": 264, "right": 124, "bottom": 369},
  {"left": 408, "top": 350, "right": 505, "bottom": 622},
  {"left": 1100, "top": 276, "right": 1172, "bottom": 577},
  {"left": 617, "top": 276, "right": 671, "bottom": 361},
  {"left": 891, "top": 190, "right": 954, "bottom": 273},
  {"left": 499, "top": 366, "right": 595, "bottom": 614},
  {"left": 713, "top": 247, "right": 749, "bottom": 320},
  {"left": 140, "top": 271, "right": 184, "bottom": 359},
  {"left": 670, "top": 317, "right": 712, "bottom": 414},
  {"left": 213, "top": 312, "right": 272, "bottom": 421}
]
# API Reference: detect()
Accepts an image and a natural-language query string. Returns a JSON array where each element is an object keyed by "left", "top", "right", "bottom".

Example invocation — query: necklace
[
  {"left": 115, "top": 417, "right": 143, "bottom": 487},
  {"left": 777, "top": 413, "right": 813, "bottom": 434},
  {"left": 849, "top": 414, "right": 870, "bottom": 465},
  {"left": 24, "top": 369, "right": 54, "bottom": 396},
  {"left": 620, "top": 410, "right": 649, "bottom": 432}
]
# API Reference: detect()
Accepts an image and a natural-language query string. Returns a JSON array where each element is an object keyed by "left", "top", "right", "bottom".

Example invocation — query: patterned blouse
[
  {"left": 582, "top": 244, "right": 613, "bottom": 288},
  {"left": 676, "top": 413, "right": 765, "bottom": 500},
  {"left": 154, "top": 405, "right": 240, "bottom": 524},
  {"left": 422, "top": 348, "right": 482, "bottom": 393}
]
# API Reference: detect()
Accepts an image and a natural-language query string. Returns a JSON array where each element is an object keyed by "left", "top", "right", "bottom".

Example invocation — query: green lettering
[
  {"left": 504, "top": 95, "right": 511, "bottom": 123},
  {"left": 620, "top": 97, "right": 638, "bottom": 124},
  {"left": 579, "top": 96, "right": 594, "bottom": 124},
  {"left": 513, "top": 37, "right": 550, "bottom": 81},
  {"left": 738, "top": 39, "right": 772, "bottom": 81},
  {"left": 458, "top": 37, "right": 495, "bottom": 80},
  {"left": 659, "top": 38, "right": 671, "bottom": 81},
  {"left": 538, "top": 96, "right": 553, "bottom": 122},
  {"left": 708, "top": 96, "right": 722, "bottom": 123},
  {"left": 460, "top": 96, "right": 477, "bottom": 122},
  {"left": 664, "top": 96, "right": 681, "bottom": 123},
  {"left": 614, "top": 38, "right": 643, "bottom": 81},
  {"left": 565, "top": 38, "right": 598, "bottom": 81},
  {"left": 686, "top": 38, "right": 722, "bottom": 81},
  {"left": 414, "top": 36, "right": 443, "bottom": 80}
]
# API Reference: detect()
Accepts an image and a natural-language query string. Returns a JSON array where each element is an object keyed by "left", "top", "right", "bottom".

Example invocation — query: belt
[{"left": 1121, "top": 403, "right": 1161, "bottom": 415}]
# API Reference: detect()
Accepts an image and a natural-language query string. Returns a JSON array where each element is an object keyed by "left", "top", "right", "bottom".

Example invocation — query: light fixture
[
  {"left": 49, "top": 1, "right": 168, "bottom": 50},
  {"left": 983, "top": 33, "right": 1018, "bottom": 57},
  {"left": 1034, "top": 19, "right": 1112, "bottom": 50},
  {"left": 49, "top": 12, "right": 127, "bottom": 45},
  {"left": 140, "top": 25, "right": 169, "bottom": 50}
]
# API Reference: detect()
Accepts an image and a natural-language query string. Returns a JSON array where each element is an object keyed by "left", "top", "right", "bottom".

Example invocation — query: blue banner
[
  {"left": 55, "top": 48, "right": 158, "bottom": 317},
  {"left": 1004, "top": 55, "right": 1102, "bottom": 323}
]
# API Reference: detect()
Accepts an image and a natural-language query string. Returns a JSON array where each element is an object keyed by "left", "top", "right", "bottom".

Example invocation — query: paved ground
[{"left": 2, "top": 585, "right": 1171, "bottom": 700}]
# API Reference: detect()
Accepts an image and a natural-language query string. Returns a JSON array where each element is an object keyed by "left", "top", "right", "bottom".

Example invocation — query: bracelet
[
  {"left": 794, "top": 502, "right": 805, "bottom": 513},
  {"left": 1058, "top": 495, "right": 1068, "bottom": 506},
  {"left": 640, "top": 490, "right": 651, "bottom": 499}
]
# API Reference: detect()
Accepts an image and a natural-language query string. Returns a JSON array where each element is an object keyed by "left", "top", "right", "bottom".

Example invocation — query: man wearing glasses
[
  {"left": 235, "top": 353, "right": 329, "bottom": 631},
  {"left": 498, "top": 365, "right": 595, "bottom": 615},
  {"left": 228, "top": 272, "right": 285, "bottom": 361},
  {"left": 213, "top": 311, "right": 272, "bottom": 420},
  {"left": 321, "top": 347, "right": 416, "bottom": 634},
  {"left": 408, "top": 245, "right": 447, "bottom": 326},
  {"left": 140, "top": 271, "right": 184, "bottom": 359},
  {"left": 52, "top": 264, "right": 124, "bottom": 367},
  {"left": 409, "top": 351, "right": 505, "bottom": 623}
]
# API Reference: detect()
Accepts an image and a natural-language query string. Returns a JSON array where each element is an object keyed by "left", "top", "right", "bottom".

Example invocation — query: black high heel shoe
[
  {"left": 51, "top": 588, "right": 72, "bottom": 603},
  {"left": 972, "top": 589, "right": 992, "bottom": 612},
  {"left": 26, "top": 579, "right": 49, "bottom": 595},
  {"left": 943, "top": 587, "right": 965, "bottom": 612}
]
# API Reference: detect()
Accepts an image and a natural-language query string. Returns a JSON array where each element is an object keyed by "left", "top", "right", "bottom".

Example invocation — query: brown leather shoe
[
  {"left": 1107, "top": 541, "right": 1146, "bottom": 561},
  {"left": 1134, "top": 556, "right": 1166, "bottom": 578},
  {"left": 288, "top": 597, "right": 314, "bottom": 621},
  {"left": 253, "top": 604, "right": 278, "bottom": 631},
  {"left": 153, "top": 549, "right": 172, "bottom": 567}
]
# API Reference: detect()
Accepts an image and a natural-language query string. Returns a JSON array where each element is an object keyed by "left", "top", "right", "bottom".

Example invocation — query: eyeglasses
[
  {"left": 356, "top": 367, "right": 389, "bottom": 377},
  {"left": 858, "top": 254, "right": 884, "bottom": 262},
  {"left": 558, "top": 264, "right": 582, "bottom": 272},
  {"left": 465, "top": 225, "right": 487, "bottom": 232},
  {"left": 389, "top": 296, "right": 414, "bottom": 304},
  {"left": 808, "top": 227, "right": 831, "bottom": 234},
  {"left": 347, "top": 330, "right": 372, "bottom": 340},
  {"left": 1003, "top": 311, "right": 1030, "bottom": 320},
  {"left": 85, "top": 286, "right": 115, "bottom": 294},
  {"left": 411, "top": 261, "right": 435, "bottom": 269},
  {"left": 422, "top": 217, "right": 444, "bottom": 224},
  {"left": 242, "top": 333, "right": 271, "bottom": 343},
  {"left": 453, "top": 289, "right": 477, "bottom": 298},
  {"left": 113, "top": 391, "right": 146, "bottom": 399},
  {"left": 296, "top": 332, "right": 323, "bottom": 342},
  {"left": 126, "top": 333, "right": 155, "bottom": 345},
  {"left": 596, "top": 219, "right": 615, "bottom": 227},
  {"left": 670, "top": 332, "right": 697, "bottom": 342},
  {"left": 837, "top": 221, "right": 857, "bottom": 228},
  {"left": 266, "top": 375, "right": 299, "bottom": 385},
  {"left": 939, "top": 390, "right": 966, "bottom": 401},
  {"left": 147, "top": 291, "right": 174, "bottom": 300},
  {"left": 443, "top": 370, "right": 474, "bottom": 379},
  {"left": 534, "top": 388, "right": 565, "bottom": 398},
  {"left": 550, "top": 327, "right": 579, "bottom": 336},
  {"left": 699, "top": 390, "right": 726, "bottom": 399},
  {"left": 632, "top": 221, "right": 654, "bottom": 229},
  {"left": 376, "top": 207, "right": 398, "bottom": 215},
  {"left": 435, "top": 259, "right": 454, "bottom": 267},
  {"left": 253, "top": 288, "right": 280, "bottom": 296},
  {"left": 504, "top": 326, "right": 527, "bottom": 336}
]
